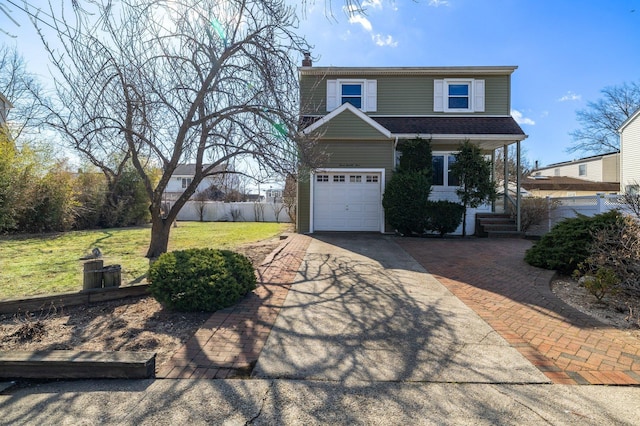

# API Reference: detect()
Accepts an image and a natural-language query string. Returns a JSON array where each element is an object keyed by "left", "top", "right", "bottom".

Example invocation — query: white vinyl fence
[
  {"left": 532, "top": 194, "right": 630, "bottom": 235},
  {"left": 175, "top": 201, "right": 292, "bottom": 223}
]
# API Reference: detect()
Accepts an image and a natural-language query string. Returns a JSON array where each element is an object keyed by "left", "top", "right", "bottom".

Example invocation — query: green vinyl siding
[
  {"left": 297, "top": 139, "right": 394, "bottom": 233},
  {"left": 310, "top": 109, "right": 390, "bottom": 139},
  {"left": 300, "top": 74, "right": 511, "bottom": 116}
]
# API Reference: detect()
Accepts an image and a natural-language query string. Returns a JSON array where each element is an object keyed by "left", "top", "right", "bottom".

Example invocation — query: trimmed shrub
[
  {"left": 148, "top": 248, "right": 256, "bottom": 312},
  {"left": 382, "top": 171, "right": 431, "bottom": 235},
  {"left": 524, "top": 210, "right": 625, "bottom": 275},
  {"left": 425, "top": 200, "right": 464, "bottom": 237}
]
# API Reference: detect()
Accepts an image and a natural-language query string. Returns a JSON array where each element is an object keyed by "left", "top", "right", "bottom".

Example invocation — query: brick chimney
[{"left": 302, "top": 52, "right": 312, "bottom": 67}]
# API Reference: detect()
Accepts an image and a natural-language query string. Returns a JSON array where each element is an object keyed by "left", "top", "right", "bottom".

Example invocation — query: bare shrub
[
  {"left": 509, "top": 197, "right": 559, "bottom": 232},
  {"left": 576, "top": 214, "right": 640, "bottom": 298},
  {"left": 253, "top": 202, "right": 265, "bottom": 222},
  {"left": 271, "top": 202, "right": 285, "bottom": 223}
]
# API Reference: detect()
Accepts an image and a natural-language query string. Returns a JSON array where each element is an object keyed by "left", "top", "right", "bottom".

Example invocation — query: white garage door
[{"left": 313, "top": 172, "right": 382, "bottom": 231}]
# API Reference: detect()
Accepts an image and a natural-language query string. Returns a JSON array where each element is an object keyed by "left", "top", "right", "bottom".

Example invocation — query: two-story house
[
  {"left": 619, "top": 107, "right": 640, "bottom": 194},
  {"left": 297, "top": 58, "right": 527, "bottom": 234}
]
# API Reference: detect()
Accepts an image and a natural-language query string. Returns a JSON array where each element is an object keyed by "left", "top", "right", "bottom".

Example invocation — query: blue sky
[
  {"left": 2, "top": 0, "right": 640, "bottom": 168},
  {"left": 295, "top": 0, "right": 640, "bottom": 167}
]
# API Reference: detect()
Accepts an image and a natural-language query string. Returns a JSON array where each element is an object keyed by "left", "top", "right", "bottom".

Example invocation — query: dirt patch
[
  {"left": 0, "top": 235, "right": 286, "bottom": 369},
  {"left": 551, "top": 277, "right": 640, "bottom": 338}
]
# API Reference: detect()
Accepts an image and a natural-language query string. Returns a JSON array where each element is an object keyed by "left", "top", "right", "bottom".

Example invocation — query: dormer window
[{"left": 434, "top": 79, "right": 485, "bottom": 113}]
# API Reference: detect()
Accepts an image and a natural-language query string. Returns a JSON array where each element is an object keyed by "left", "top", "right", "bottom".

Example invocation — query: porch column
[
  {"left": 503, "top": 144, "right": 508, "bottom": 213},
  {"left": 491, "top": 149, "right": 496, "bottom": 212},
  {"left": 516, "top": 140, "right": 522, "bottom": 232}
]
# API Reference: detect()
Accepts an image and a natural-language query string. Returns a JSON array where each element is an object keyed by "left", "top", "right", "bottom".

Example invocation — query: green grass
[{"left": 0, "top": 222, "right": 290, "bottom": 300}]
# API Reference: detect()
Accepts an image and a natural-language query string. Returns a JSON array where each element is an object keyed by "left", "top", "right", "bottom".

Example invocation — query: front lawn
[{"left": 0, "top": 222, "right": 289, "bottom": 299}]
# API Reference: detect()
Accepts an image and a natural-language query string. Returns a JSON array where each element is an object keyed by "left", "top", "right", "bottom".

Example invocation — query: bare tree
[
  {"left": 569, "top": 82, "right": 640, "bottom": 155},
  {"left": 0, "top": 45, "right": 48, "bottom": 141},
  {"left": 493, "top": 144, "right": 532, "bottom": 183},
  {"left": 30, "top": 0, "right": 316, "bottom": 259}
]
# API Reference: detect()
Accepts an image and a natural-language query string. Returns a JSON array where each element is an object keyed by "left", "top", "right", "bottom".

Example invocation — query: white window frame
[
  {"left": 434, "top": 79, "right": 485, "bottom": 113},
  {"left": 181, "top": 177, "right": 192, "bottom": 189},
  {"left": 327, "top": 79, "right": 377, "bottom": 112}
]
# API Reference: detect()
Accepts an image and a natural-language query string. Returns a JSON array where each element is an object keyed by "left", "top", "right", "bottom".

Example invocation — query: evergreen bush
[
  {"left": 524, "top": 210, "right": 625, "bottom": 275},
  {"left": 425, "top": 200, "right": 464, "bottom": 237},
  {"left": 148, "top": 248, "right": 256, "bottom": 312},
  {"left": 382, "top": 171, "right": 431, "bottom": 235}
]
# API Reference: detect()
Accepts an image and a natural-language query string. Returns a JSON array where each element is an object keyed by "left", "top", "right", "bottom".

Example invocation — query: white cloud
[
  {"left": 429, "top": 0, "right": 450, "bottom": 6},
  {"left": 372, "top": 34, "right": 398, "bottom": 47},
  {"left": 511, "top": 109, "right": 536, "bottom": 125},
  {"left": 362, "top": 0, "right": 383, "bottom": 9},
  {"left": 348, "top": 14, "right": 373, "bottom": 32},
  {"left": 558, "top": 91, "right": 581, "bottom": 102}
]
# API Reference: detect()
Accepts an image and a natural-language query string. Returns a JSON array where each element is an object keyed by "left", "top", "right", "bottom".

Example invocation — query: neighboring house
[
  {"left": 521, "top": 176, "right": 619, "bottom": 197},
  {"left": 298, "top": 58, "right": 527, "bottom": 234},
  {"left": 531, "top": 152, "right": 620, "bottom": 183},
  {"left": 265, "top": 188, "right": 283, "bottom": 202},
  {"left": 163, "top": 164, "right": 226, "bottom": 202},
  {"left": 0, "top": 92, "right": 13, "bottom": 128},
  {"left": 619, "top": 107, "right": 640, "bottom": 193}
]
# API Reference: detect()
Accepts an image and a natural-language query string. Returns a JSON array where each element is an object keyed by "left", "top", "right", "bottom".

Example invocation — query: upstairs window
[
  {"left": 578, "top": 164, "right": 587, "bottom": 176},
  {"left": 181, "top": 178, "right": 192, "bottom": 189},
  {"left": 434, "top": 79, "right": 484, "bottom": 113},
  {"left": 326, "top": 79, "right": 377, "bottom": 112},
  {"left": 341, "top": 84, "right": 362, "bottom": 109},
  {"left": 448, "top": 83, "right": 469, "bottom": 109}
]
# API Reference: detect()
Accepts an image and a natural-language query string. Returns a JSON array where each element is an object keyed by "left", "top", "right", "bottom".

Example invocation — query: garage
[{"left": 312, "top": 171, "right": 382, "bottom": 232}]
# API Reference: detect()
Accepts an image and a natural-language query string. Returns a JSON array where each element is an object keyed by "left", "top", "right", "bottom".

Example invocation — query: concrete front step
[
  {"left": 487, "top": 230, "right": 525, "bottom": 238},
  {"left": 475, "top": 213, "right": 520, "bottom": 238},
  {"left": 482, "top": 224, "right": 518, "bottom": 232}
]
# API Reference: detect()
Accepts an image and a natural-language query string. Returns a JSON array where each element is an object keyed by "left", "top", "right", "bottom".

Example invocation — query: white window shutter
[
  {"left": 474, "top": 79, "right": 485, "bottom": 112},
  {"left": 365, "top": 80, "right": 377, "bottom": 112},
  {"left": 326, "top": 80, "right": 338, "bottom": 111},
  {"left": 434, "top": 79, "right": 444, "bottom": 112}
]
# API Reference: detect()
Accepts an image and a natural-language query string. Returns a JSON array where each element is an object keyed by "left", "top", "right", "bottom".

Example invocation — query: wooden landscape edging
[
  {"left": 0, "top": 284, "right": 150, "bottom": 315},
  {"left": 0, "top": 350, "right": 156, "bottom": 379}
]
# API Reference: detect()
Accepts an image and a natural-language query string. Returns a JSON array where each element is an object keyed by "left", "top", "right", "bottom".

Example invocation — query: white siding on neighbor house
[
  {"left": 621, "top": 113, "right": 640, "bottom": 191},
  {"left": 165, "top": 175, "right": 218, "bottom": 194},
  {"left": 536, "top": 157, "right": 604, "bottom": 182}
]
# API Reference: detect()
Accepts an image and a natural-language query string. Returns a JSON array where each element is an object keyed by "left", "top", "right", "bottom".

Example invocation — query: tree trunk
[
  {"left": 462, "top": 207, "right": 467, "bottom": 237},
  {"left": 146, "top": 216, "right": 172, "bottom": 260}
]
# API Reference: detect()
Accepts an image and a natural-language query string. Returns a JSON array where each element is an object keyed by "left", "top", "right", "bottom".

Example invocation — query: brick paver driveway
[{"left": 398, "top": 237, "right": 640, "bottom": 385}]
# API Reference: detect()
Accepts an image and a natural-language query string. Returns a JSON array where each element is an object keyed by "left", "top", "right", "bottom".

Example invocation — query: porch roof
[{"left": 371, "top": 116, "right": 525, "bottom": 137}]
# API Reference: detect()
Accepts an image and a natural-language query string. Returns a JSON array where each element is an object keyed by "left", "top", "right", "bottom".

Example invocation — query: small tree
[{"left": 450, "top": 140, "right": 497, "bottom": 236}]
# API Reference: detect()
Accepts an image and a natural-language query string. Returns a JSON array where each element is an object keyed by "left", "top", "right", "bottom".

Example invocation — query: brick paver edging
[
  {"left": 156, "top": 234, "right": 312, "bottom": 379},
  {"left": 398, "top": 238, "right": 640, "bottom": 386}
]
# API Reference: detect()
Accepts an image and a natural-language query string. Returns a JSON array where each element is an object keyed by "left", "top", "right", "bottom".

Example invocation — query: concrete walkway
[
  {"left": 253, "top": 234, "right": 547, "bottom": 384},
  {"left": 399, "top": 237, "right": 640, "bottom": 385}
]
